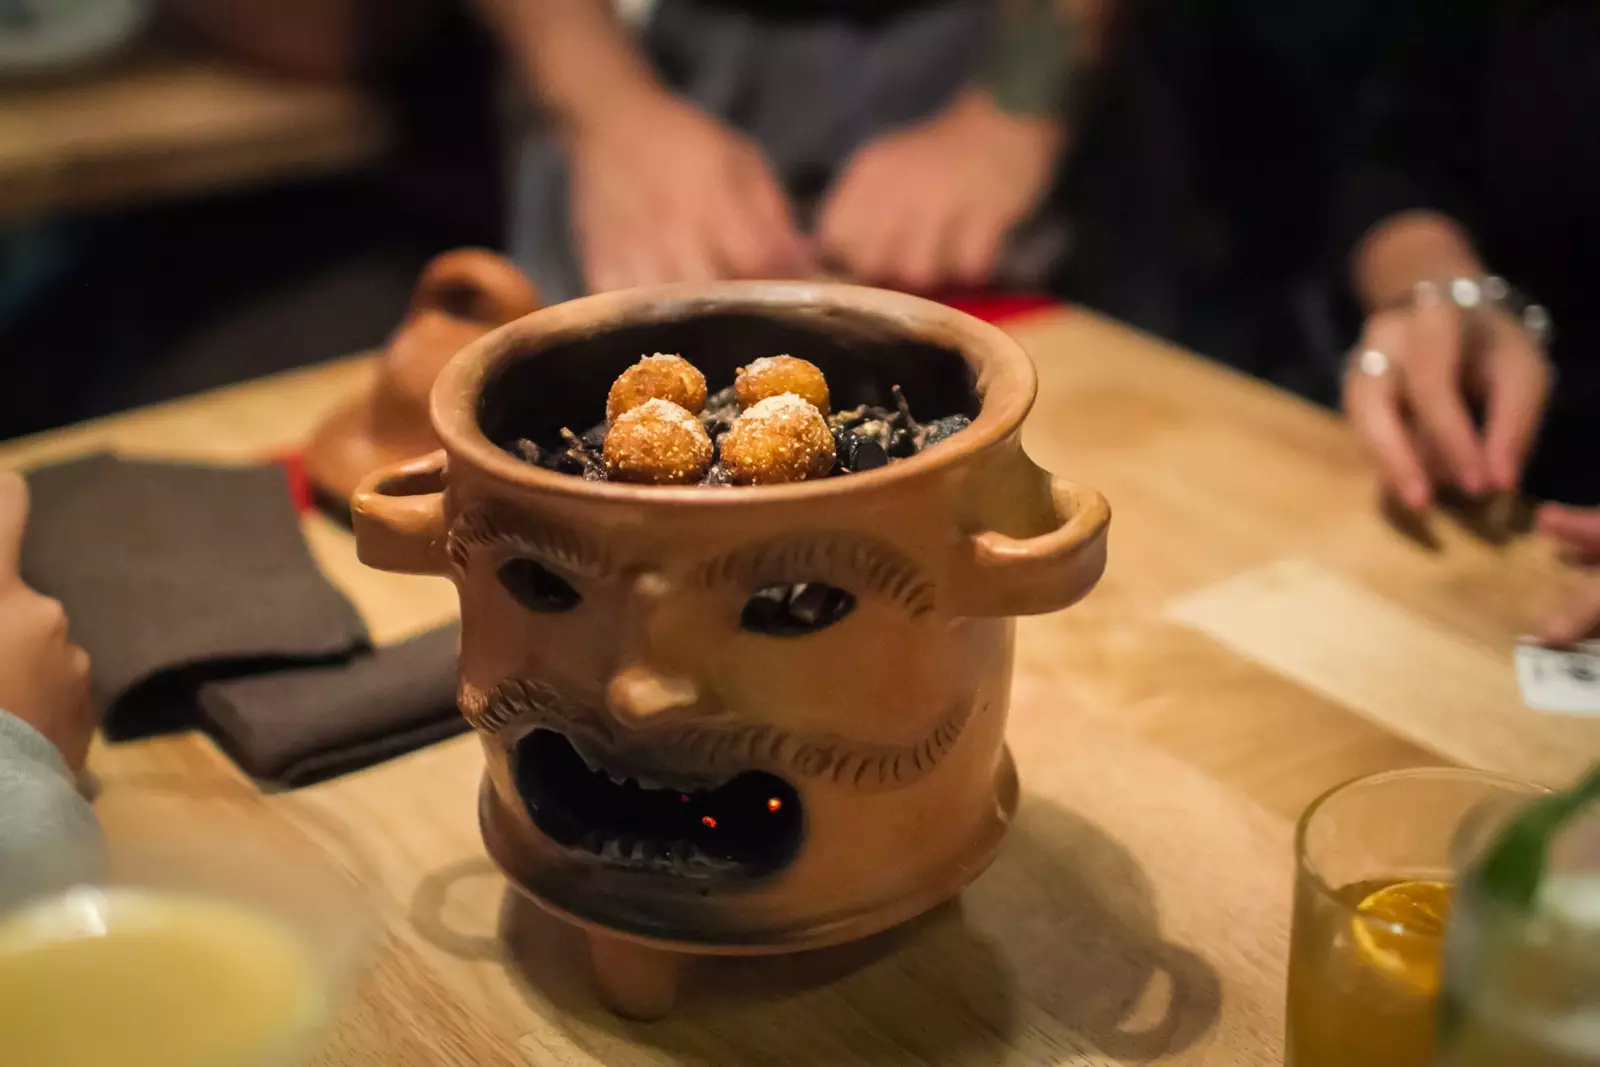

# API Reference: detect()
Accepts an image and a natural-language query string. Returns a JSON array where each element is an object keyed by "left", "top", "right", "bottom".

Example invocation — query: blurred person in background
[
  {"left": 476, "top": 0, "right": 1107, "bottom": 303},
  {"left": 1338, "top": 0, "right": 1599, "bottom": 642},
  {"left": 1041, "top": 0, "right": 1390, "bottom": 398}
]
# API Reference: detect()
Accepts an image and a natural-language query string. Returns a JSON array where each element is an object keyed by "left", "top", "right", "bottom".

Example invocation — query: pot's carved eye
[
  {"left": 740, "top": 583, "right": 855, "bottom": 636},
  {"left": 499, "top": 559, "right": 582, "bottom": 613}
]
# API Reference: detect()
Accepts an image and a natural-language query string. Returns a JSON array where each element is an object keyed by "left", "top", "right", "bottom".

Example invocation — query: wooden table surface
[
  {"left": 0, "top": 47, "right": 388, "bottom": 223},
  {"left": 2, "top": 308, "right": 1594, "bottom": 1065}
]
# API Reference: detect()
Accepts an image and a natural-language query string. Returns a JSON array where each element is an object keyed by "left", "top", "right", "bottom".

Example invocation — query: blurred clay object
[{"left": 304, "top": 249, "right": 540, "bottom": 511}]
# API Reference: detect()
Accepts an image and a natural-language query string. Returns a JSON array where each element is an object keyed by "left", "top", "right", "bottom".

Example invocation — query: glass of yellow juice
[
  {"left": 1285, "top": 767, "right": 1546, "bottom": 1067},
  {"left": 0, "top": 789, "right": 377, "bottom": 1067}
]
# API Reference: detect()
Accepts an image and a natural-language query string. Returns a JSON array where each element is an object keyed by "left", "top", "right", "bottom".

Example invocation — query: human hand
[
  {"left": 566, "top": 92, "right": 812, "bottom": 292},
  {"left": 1537, "top": 504, "right": 1600, "bottom": 645},
  {"left": 818, "top": 90, "right": 1064, "bottom": 292},
  {"left": 1342, "top": 298, "right": 1552, "bottom": 511},
  {"left": 0, "top": 471, "right": 94, "bottom": 770}
]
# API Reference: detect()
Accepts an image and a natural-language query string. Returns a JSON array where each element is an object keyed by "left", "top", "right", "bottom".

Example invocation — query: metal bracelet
[{"left": 1411, "top": 275, "right": 1553, "bottom": 347}]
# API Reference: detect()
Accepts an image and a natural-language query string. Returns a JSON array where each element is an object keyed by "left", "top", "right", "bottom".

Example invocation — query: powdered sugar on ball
[
  {"left": 607, "top": 353, "right": 708, "bottom": 422},
  {"left": 604, "top": 398, "right": 714, "bottom": 484},
  {"left": 721, "top": 393, "right": 837, "bottom": 485},
  {"left": 743, "top": 393, "right": 813, "bottom": 420},
  {"left": 638, "top": 396, "right": 701, "bottom": 430},
  {"left": 735, "top": 355, "right": 830, "bottom": 414}
]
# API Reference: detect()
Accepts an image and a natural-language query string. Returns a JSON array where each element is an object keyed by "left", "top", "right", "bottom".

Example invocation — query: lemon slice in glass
[{"left": 1351, "top": 879, "right": 1452, "bottom": 993}]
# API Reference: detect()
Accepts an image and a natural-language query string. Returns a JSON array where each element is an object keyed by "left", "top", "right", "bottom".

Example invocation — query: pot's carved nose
[
  {"left": 605, "top": 665, "right": 701, "bottom": 726},
  {"left": 604, "top": 569, "right": 701, "bottom": 726}
]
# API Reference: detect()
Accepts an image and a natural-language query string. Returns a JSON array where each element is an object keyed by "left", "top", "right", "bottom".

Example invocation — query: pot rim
[{"left": 430, "top": 281, "right": 1039, "bottom": 506}]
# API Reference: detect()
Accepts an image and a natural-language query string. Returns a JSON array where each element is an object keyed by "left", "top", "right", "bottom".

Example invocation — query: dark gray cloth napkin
[
  {"left": 198, "top": 624, "right": 466, "bottom": 787},
  {"left": 19, "top": 454, "right": 464, "bottom": 785},
  {"left": 22, "top": 454, "right": 370, "bottom": 737}
]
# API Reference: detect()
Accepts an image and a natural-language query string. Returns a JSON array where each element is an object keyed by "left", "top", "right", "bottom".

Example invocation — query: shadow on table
[
  {"left": 965, "top": 794, "right": 1223, "bottom": 1062},
  {"left": 408, "top": 792, "right": 1219, "bottom": 1065}
]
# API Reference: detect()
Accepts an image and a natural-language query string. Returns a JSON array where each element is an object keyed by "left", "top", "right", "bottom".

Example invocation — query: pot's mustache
[{"left": 459, "top": 678, "right": 977, "bottom": 792}]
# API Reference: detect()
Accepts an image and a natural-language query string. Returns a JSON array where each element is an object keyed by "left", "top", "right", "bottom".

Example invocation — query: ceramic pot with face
[{"left": 352, "top": 282, "right": 1109, "bottom": 1019}]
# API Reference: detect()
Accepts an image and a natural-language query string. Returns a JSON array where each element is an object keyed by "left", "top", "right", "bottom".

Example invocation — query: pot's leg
[{"left": 586, "top": 930, "right": 684, "bottom": 1020}]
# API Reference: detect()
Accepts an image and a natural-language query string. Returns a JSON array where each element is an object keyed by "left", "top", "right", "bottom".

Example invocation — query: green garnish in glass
[{"left": 1475, "top": 765, "right": 1600, "bottom": 910}]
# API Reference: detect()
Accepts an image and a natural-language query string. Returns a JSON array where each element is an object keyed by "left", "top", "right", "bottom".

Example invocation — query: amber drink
[{"left": 1286, "top": 768, "right": 1544, "bottom": 1067}]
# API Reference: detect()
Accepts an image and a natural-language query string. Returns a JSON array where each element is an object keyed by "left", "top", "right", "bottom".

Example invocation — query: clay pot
[
  {"left": 351, "top": 282, "right": 1110, "bottom": 1019},
  {"left": 304, "top": 249, "right": 540, "bottom": 511}
]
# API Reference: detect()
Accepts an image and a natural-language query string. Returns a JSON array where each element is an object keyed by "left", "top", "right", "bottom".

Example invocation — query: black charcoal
[{"left": 922, "top": 414, "right": 971, "bottom": 448}]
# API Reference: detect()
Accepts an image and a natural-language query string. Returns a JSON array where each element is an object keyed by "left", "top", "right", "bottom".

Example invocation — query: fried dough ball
[
  {"left": 735, "top": 355, "right": 830, "bottom": 415},
  {"left": 604, "top": 398, "right": 714, "bottom": 485},
  {"left": 607, "top": 353, "right": 708, "bottom": 422},
  {"left": 721, "top": 393, "right": 837, "bottom": 485}
]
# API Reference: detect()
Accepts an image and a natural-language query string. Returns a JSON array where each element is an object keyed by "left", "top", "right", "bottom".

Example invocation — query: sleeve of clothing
[
  {"left": 0, "top": 710, "right": 103, "bottom": 903},
  {"left": 1338, "top": 0, "right": 1496, "bottom": 251},
  {"left": 980, "top": 0, "right": 1081, "bottom": 117}
]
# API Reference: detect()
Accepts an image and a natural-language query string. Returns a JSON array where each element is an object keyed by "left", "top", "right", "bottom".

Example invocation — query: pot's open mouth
[{"left": 513, "top": 729, "right": 803, "bottom": 880}]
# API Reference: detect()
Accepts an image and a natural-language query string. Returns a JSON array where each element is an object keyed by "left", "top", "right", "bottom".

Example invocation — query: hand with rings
[{"left": 1342, "top": 289, "right": 1553, "bottom": 511}]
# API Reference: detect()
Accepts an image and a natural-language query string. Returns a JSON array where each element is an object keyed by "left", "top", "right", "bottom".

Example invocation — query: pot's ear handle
[
  {"left": 954, "top": 475, "right": 1109, "bottom": 616},
  {"left": 351, "top": 450, "right": 451, "bottom": 576}
]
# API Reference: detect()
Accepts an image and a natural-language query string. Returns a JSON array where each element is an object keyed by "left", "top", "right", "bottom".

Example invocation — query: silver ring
[
  {"left": 1350, "top": 348, "right": 1393, "bottom": 378},
  {"left": 1450, "top": 276, "right": 1483, "bottom": 309}
]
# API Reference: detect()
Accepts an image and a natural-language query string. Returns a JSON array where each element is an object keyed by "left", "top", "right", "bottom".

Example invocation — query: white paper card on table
[{"left": 1515, "top": 640, "right": 1600, "bottom": 715}]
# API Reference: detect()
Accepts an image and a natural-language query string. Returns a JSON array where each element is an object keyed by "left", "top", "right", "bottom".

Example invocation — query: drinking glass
[
  {"left": 1285, "top": 767, "right": 1545, "bottom": 1067},
  {"left": 1434, "top": 781, "right": 1599, "bottom": 1066},
  {"left": 0, "top": 784, "right": 377, "bottom": 1067}
]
